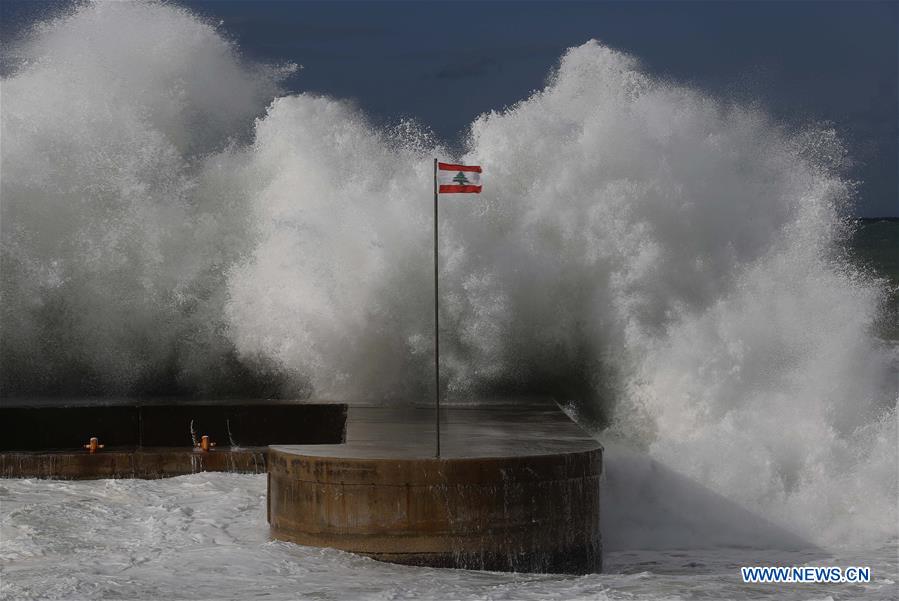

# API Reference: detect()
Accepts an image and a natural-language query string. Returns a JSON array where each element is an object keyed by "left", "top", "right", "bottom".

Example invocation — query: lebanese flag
[{"left": 437, "top": 162, "right": 482, "bottom": 194}]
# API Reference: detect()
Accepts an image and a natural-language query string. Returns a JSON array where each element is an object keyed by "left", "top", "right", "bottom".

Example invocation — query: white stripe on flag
[{"left": 437, "top": 169, "right": 481, "bottom": 187}]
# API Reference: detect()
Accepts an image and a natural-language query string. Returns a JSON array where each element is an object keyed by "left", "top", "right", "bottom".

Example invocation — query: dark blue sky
[{"left": 3, "top": 1, "right": 897, "bottom": 216}]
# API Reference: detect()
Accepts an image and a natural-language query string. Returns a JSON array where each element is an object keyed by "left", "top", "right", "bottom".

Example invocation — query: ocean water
[
  {"left": 1, "top": 473, "right": 896, "bottom": 601},
  {"left": 1, "top": 3, "right": 897, "bottom": 599}
]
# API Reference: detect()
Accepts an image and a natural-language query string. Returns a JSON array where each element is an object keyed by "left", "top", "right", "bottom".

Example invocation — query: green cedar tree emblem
[{"left": 452, "top": 172, "right": 470, "bottom": 185}]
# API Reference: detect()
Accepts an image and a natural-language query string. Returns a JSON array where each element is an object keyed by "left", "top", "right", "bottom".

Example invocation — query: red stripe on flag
[
  {"left": 438, "top": 162, "right": 481, "bottom": 173},
  {"left": 439, "top": 185, "right": 482, "bottom": 193}
]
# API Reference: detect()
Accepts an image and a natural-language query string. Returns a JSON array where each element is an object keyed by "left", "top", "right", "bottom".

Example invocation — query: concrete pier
[
  {"left": 0, "top": 399, "right": 346, "bottom": 450},
  {"left": 0, "top": 400, "right": 346, "bottom": 479},
  {"left": 268, "top": 401, "right": 603, "bottom": 574},
  {"left": 1, "top": 447, "right": 269, "bottom": 479}
]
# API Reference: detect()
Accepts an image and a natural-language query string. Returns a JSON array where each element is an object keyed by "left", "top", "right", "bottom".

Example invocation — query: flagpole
[{"left": 433, "top": 158, "right": 440, "bottom": 458}]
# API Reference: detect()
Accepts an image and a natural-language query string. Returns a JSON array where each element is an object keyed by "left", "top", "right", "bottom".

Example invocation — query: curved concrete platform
[{"left": 268, "top": 402, "right": 602, "bottom": 573}]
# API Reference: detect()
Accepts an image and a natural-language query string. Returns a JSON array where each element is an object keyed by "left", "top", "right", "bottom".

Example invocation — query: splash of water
[
  {"left": 1, "top": 1, "right": 294, "bottom": 395},
  {"left": 1, "top": 2, "right": 895, "bottom": 548}
]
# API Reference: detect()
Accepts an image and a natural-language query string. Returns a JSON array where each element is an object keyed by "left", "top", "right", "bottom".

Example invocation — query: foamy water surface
[{"left": 1, "top": 473, "right": 896, "bottom": 601}]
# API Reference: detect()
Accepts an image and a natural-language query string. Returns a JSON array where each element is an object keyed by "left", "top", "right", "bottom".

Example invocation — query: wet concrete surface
[{"left": 271, "top": 402, "right": 599, "bottom": 459}]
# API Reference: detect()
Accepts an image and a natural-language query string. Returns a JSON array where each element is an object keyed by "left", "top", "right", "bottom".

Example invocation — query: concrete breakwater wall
[
  {"left": 0, "top": 400, "right": 346, "bottom": 479},
  {"left": 1, "top": 447, "right": 269, "bottom": 479},
  {"left": 267, "top": 403, "right": 603, "bottom": 574}
]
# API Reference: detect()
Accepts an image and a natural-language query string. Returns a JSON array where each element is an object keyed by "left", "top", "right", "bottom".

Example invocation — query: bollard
[
  {"left": 83, "top": 437, "right": 104, "bottom": 454},
  {"left": 195, "top": 435, "right": 216, "bottom": 452}
]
